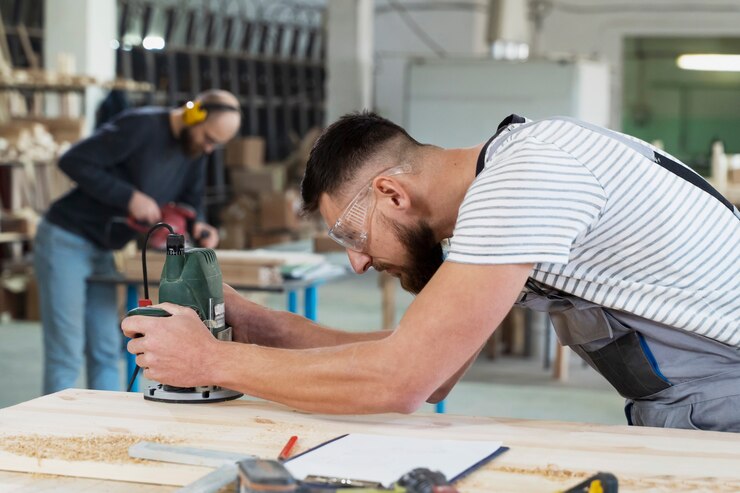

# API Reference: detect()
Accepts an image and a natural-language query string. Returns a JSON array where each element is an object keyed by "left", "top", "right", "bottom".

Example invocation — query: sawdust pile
[
  {"left": 619, "top": 476, "right": 740, "bottom": 492},
  {"left": 493, "top": 464, "right": 589, "bottom": 480},
  {"left": 0, "top": 434, "right": 180, "bottom": 463}
]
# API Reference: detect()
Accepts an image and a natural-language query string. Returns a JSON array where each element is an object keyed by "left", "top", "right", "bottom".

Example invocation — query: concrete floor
[{"left": 0, "top": 268, "right": 625, "bottom": 425}]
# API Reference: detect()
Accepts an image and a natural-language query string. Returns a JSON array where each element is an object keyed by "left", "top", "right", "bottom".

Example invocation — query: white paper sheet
[{"left": 283, "top": 433, "right": 503, "bottom": 487}]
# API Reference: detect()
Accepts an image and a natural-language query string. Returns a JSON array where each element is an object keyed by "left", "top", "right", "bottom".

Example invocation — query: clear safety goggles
[{"left": 328, "top": 164, "right": 412, "bottom": 252}]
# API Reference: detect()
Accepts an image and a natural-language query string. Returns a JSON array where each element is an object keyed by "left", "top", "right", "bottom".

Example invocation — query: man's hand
[
  {"left": 122, "top": 303, "right": 219, "bottom": 387},
  {"left": 192, "top": 222, "right": 219, "bottom": 249},
  {"left": 128, "top": 190, "right": 161, "bottom": 224}
]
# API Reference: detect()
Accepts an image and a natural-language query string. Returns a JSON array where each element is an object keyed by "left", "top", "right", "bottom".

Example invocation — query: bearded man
[{"left": 123, "top": 112, "right": 740, "bottom": 432}]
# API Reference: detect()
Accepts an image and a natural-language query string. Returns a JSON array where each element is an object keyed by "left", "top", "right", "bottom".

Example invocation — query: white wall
[
  {"left": 371, "top": 0, "right": 740, "bottom": 131},
  {"left": 535, "top": 0, "right": 740, "bottom": 129},
  {"left": 326, "top": 0, "right": 374, "bottom": 123},
  {"left": 373, "top": 0, "right": 489, "bottom": 124},
  {"left": 44, "top": 0, "right": 117, "bottom": 132},
  {"left": 407, "top": 59, "right": 609, "bottom": 147}
]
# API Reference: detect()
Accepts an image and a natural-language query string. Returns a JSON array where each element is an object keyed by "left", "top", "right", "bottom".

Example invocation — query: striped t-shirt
[{"left": 447, "top": 116, "right": 740, "bottom": 347}]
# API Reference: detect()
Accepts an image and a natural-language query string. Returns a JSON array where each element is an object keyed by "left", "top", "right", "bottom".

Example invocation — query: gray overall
[
  {"left": 490, "top": 115, "right": 740, "bottom": 432},
  {"left": 517, "top": 281, "right": 740, "bottom": 432}
]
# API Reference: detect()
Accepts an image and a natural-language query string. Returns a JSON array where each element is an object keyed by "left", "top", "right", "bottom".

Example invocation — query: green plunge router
[{"left": 126, "top": 223, "right": 243, "bottom": 404}]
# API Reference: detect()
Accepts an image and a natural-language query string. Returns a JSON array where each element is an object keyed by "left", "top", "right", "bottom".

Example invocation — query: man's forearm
[
  {"left": 225, "top": 287, "right": 391, "bottom": 349},
  {"left": 242, "top": 308, "right": 390, "bottom": 348},
  {"left": 206, "top": 338, "right": 426, "bottom": 414}
]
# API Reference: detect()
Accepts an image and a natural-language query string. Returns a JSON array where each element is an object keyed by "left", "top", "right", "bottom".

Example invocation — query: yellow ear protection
[{"left": 182, "top": 101, "right": 240, "bottom": 126}]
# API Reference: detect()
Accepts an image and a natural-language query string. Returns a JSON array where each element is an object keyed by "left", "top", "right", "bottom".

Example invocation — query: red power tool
[{"left": 126, "top": 202, "right": 207, "bottom": 250}]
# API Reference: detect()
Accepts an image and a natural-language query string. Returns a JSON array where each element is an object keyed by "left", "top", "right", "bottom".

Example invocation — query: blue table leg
[
  {"left": 436, "top": 400, "right": 446, "bottom": 414},
  {"left": 304, "top": 285, "right": 317, "bottom": 321},
  {"left": 125, "top": 284, "right": 139, "bottom": 392},
  {"left": 287, "top": 291, "right": 298, "bottom": 313}
]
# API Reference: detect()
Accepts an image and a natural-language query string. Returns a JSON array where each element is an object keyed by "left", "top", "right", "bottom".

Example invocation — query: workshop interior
[{"left": 0, "top": 1, "right": 738, "bottom": 492}]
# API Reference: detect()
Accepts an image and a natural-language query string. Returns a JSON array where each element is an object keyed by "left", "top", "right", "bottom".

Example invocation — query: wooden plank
[
  {"left": 0, "top": 390, "right": 739, "bottom": 492},
  {"left": 0, "top": 471, "right": 170, "bottom": 493},
  {"left": 0, "top": 232, "right": 29, "bottom": 244},
  {"left": 379, "top": 272, "right": 396, "bottom": 330},
  {"left": 121, "top": 249, "right": 329, "bottom": 287},
  {"left": 553, "top": 344, "right": 570, "bottom": 382}
]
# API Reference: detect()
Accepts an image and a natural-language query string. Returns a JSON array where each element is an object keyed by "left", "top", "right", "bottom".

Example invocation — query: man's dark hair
[{"left": 301, "top": 111, "right": 421, "bottom": 214}]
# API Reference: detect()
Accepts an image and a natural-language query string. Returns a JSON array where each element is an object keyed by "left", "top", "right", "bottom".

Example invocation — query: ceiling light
[
  {"left": 142, "top": 36, "right": 165, "bottom": 51},
  {"left": 676, "top": 54, "right": 740, "bottom": 72}
]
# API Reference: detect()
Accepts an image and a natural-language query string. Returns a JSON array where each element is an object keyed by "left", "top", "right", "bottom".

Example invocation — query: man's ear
[{"left": 373, "top": 175, "right": 411, "bottom": 211}]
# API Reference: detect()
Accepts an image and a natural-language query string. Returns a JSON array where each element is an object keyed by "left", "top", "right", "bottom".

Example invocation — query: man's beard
[
  {"left": 180, "top": 127, "right": 204, "bottom": 158},
  {"left": 378, "top": 217, "right": 444, "bottom": 295}
]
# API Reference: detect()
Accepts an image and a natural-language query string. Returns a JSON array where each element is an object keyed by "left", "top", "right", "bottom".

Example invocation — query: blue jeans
[{"left": 33, "top": 218, "right": 122, "bottom": 394}]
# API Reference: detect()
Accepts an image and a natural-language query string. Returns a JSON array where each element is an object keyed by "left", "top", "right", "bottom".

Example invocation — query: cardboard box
[
  {"left": 259, "top": 189, "right": 301, "bottom": 232},
  {"left": 230, "top": 165, "right": 286, "bottom": 195},
  {"left": 221, "top": 223, "right": 249, "bottom": 250},
  {"left": 249, "top": 232, "right": 294, "bottom": 248},
  {"left": 122, "top": 251, "right": 284, "bottom": 287},
  {"left": 224, "top": 137, "right": 265, "bottom": 169},
  {"left": 312, "top": 232, "right": 344, "bottom": 253},
  {"left": 219, "top": 195, "right": 259, "bottom": 250}
]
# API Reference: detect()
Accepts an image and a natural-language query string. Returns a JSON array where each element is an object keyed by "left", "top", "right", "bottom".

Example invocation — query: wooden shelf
[{"left": 0, "top": 232, "right": 30, "bottom": 244}]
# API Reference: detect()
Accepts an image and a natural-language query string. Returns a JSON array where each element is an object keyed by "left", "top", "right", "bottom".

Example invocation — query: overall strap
[{"left": 475, "top": 114, "right": 526, "bottom": 177}]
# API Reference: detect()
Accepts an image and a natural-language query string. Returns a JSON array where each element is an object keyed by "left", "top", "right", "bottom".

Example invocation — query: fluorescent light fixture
[
  {"left": 122, "top": 33, "right": 141, "bottom": 46},
  {"left": 518, "top": 43, "right": 529, "bottom": 60},
  {"left": 504, "top": 42, "right": 519, "bottom": 60},
  {"left": 676, "top": 54, "right": 740, "bottom": 72},
  {"left": 491, "top": 40, "right": 529, "bottom": 60},
  {"left": 142, "top": 35, "right": 165, "bottom": 50}
]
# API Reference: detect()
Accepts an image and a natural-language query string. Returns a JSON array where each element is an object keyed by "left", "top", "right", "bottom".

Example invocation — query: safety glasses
[{"left": 328, "top": 164, "right": 412, "bottom": 252}]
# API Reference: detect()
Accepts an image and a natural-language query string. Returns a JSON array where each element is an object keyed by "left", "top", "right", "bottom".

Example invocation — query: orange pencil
[{"left": 278, "top": 435, "right": 298, "bottom": 461}]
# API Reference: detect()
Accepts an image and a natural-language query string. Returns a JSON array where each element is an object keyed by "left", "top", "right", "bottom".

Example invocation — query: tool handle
[
  {"left": 562, "top": 472, "right": 618, "bottom": 493},
  {"left": 124, "top": 306, "right": 172, "bottom": 392},
  {"left": 237, "top": 458, "right": 297, "bottom": 492},
  {"left": 127, "top": 307, "right": 172, "bottom": 317}
]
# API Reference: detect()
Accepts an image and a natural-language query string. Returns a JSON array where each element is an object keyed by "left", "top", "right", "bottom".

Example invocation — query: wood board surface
[{"left": 0, "top": 389, "right": 739, "bottom": 492}]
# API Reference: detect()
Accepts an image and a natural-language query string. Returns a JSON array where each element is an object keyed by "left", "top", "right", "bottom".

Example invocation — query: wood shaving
[
  {"left": 0, "top": 434, "right": 181, "bottom": 464},
  {"left": 493, "top": 464, "right": 589, "bottom": 480},
  {"left": 619, "top": 476, "right": 740, "bottom": 492}
]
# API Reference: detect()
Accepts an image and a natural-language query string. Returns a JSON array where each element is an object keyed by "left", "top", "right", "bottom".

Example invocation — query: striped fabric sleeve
[{"left": 447, "top": 137, "right": 607, "bottom": 265}]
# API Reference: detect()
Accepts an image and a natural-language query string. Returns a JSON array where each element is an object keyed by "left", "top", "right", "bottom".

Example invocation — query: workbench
[{"left": 1, "top": 390, "right": 738, "bottom": 492}]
